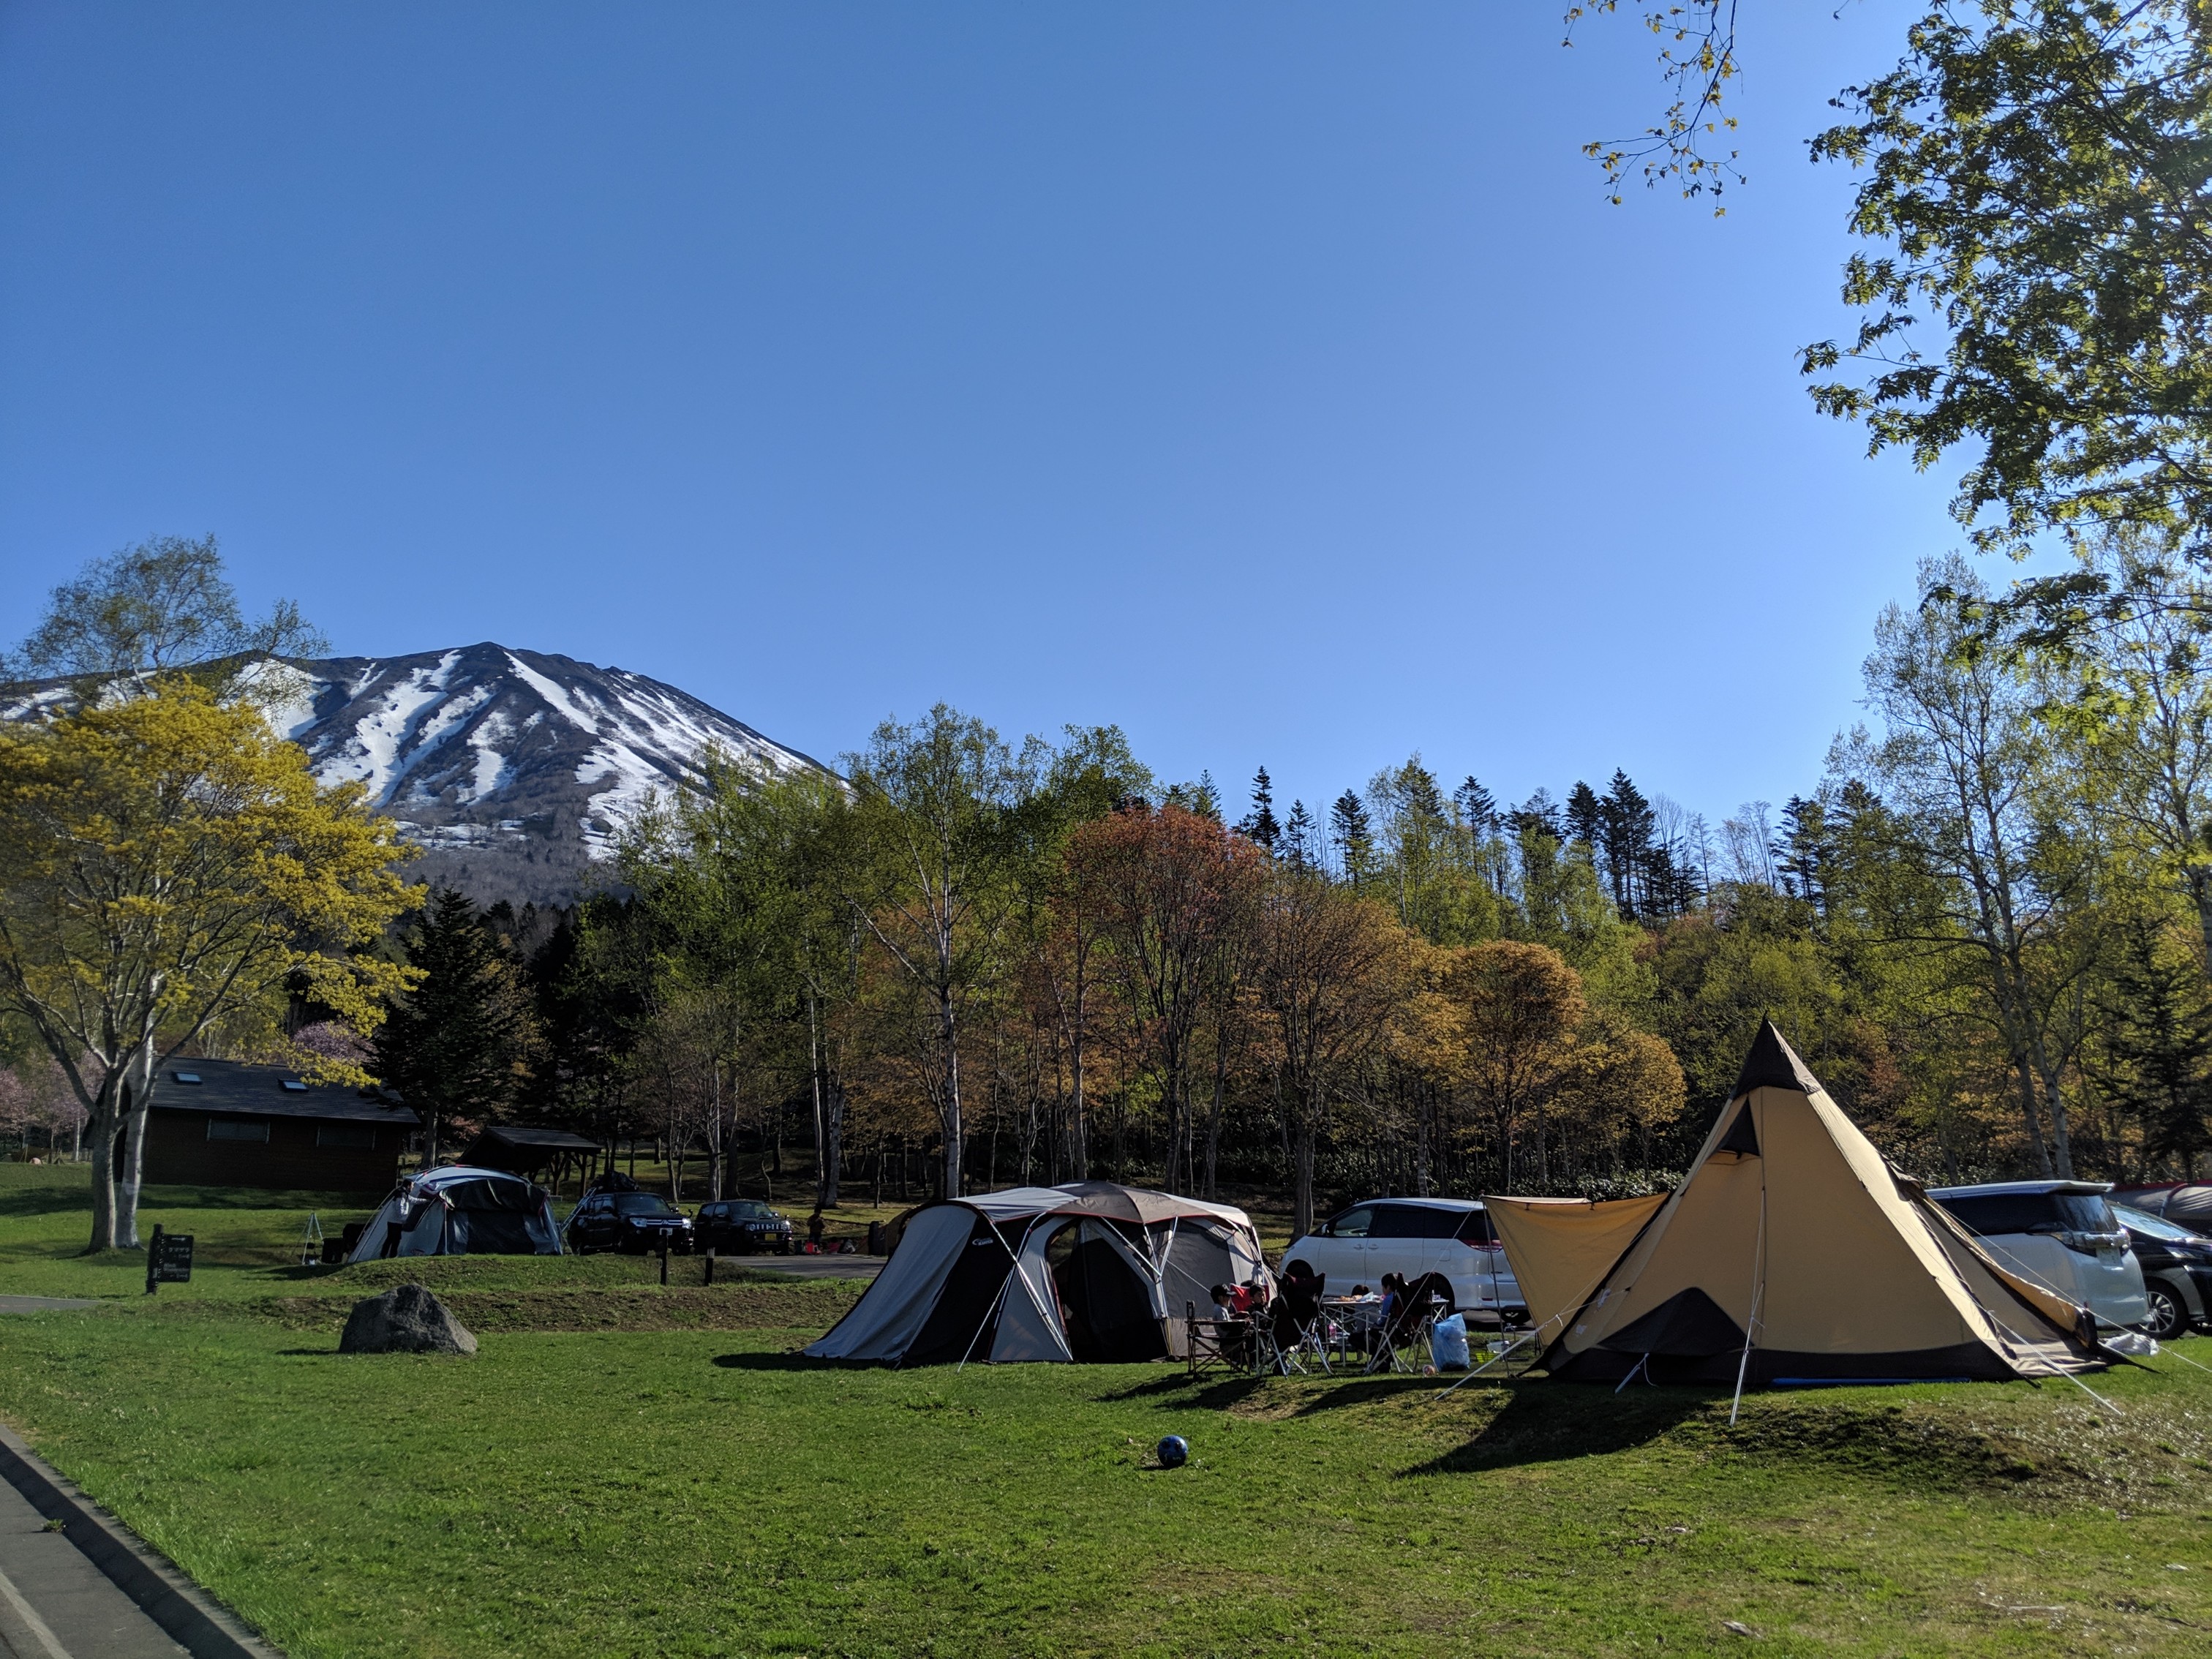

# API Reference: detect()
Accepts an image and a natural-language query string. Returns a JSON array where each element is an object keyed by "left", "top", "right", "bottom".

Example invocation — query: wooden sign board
[{"left": 148, "top": 1230, "right": 193, "bottom": 1284}]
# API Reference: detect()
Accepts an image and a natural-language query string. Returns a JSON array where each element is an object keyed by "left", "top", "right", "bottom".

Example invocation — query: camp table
[{"left": 1321, "top": 1294, "right": 1384, "bottom": 1366}]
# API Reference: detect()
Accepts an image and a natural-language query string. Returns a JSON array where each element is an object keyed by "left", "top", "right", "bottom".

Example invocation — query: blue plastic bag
[{"left": 1431, "top": 1312, "right": 1470, "bottom": 1371}]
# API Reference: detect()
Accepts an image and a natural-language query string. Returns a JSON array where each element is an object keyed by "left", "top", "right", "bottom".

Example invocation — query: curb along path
[{"left": 0, "top": 1424, "right": 280, "bottom": 1659}]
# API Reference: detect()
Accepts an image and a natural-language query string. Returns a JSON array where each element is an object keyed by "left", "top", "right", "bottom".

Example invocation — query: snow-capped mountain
[{"left": 253, "top": 644, "right": 832, "bottom": 903}]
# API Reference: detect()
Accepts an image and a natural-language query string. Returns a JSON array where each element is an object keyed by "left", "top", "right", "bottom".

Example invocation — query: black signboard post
[{"left": 145, "top": 1224, "right": 193, "bottom": 1293}]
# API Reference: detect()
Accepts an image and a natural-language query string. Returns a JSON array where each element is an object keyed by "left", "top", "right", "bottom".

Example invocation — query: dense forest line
[{"left": 311, "top": 541, "right": 2212, "bottom": 1230}]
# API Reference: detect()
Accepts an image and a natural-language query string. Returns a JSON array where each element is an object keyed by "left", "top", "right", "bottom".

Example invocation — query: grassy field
[{"left": 2, "top": 1165, "right": 2211, "bottom": 1657}]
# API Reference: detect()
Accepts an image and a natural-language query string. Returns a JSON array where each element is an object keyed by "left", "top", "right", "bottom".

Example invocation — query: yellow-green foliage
[{"left": 0, "top": 680, "right": 416, "bottom": 1073}]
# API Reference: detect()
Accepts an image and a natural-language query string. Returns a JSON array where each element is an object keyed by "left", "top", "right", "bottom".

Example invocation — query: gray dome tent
[
  {"left": 805, "top": 1182, "right": 1270, "bottom": 1366},
  {"left": 347, "top": 1166, "right": 563, "bottom": 1260}
]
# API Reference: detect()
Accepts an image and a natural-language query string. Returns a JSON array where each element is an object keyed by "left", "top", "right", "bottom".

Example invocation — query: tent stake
[{"left": 1615, "top": 1354, "right": 1649, "bottom": 1395}]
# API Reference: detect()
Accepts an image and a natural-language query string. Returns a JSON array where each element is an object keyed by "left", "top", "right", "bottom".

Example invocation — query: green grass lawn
[{"left": 2, "top": 1165, "right": 2211, "bottom": 1657}]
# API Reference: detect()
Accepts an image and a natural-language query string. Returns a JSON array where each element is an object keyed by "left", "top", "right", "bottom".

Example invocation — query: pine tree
[
  {"left": 1240, "top": 767, "right": 1281, "bottom": 852},
  {"left": 375, "top": 887, "right": 536, "bottom": 1167},
  {"left": 1331, "top": 790, "right": 1373, "bottom": 884},
  {"left": 2100, "top": 920, "right": 2212, "bottom": 1174},
  {"left": 1191, "top": 770, "right": 1223, "bottom": 822},
  {"left": 1399, "top": 762, "right": 1445, "bottom": 820},
  {"left": 1600, "top": 770, "right": 1656, "bottom": 920},
  {"left": 1776, "top": 795, "right": 1831, "bottom": 913},
  {"left": 1454, "top": 776, "right": 1498, "bottom": 834},
  {"left": 1565, "top": 781, "right": 1603, "bottom": 850},
  {"left": 1513, "top": 789, "right": 1562, "bottom": 843},
  {"left": 1282, "top": 799, "right": 1317, "bottom": 867}
]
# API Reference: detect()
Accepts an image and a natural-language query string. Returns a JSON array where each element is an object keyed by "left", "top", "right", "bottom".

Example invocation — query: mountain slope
[{"left": 253, "top": 643, "right": 830, "bottom": 903}]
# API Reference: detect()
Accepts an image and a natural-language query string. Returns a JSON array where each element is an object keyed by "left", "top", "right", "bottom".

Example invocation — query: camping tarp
[
  {"left": 347, "top": 1165, "right": 564, "bottom": 1260},
  {"left": 1486, "top": 1194, "right": 1667, "bottom": 1341},
  {"left": 805, "top": 1182, "right": 1269, "bottom": 1366},
  {"left": 1486, "top": 1021, "right": 2103, "bottom": 1386}
]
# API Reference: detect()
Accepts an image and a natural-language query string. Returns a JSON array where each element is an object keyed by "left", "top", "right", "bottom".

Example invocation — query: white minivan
[
  {"left": 1281, "top": 1197, "right": 1526, "bottom": 1326},
  {"left": 1929, "top": 1179, "right": 2149, "bottom": 1331}
]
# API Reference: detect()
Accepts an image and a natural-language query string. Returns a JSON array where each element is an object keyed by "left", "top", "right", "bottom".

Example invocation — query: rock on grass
[{"left": 339, "top": 1283, "right": 478, "bottom": 1355}]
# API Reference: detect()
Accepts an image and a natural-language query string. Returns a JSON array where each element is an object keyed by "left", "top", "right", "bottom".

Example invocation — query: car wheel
[{"left": 2141, "top": 1280, "right": 2186, "bottom": 1342}]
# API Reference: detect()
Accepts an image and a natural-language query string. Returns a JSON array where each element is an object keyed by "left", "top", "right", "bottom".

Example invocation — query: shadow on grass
[
  {"left": 1404, "top": 1381, "right": 1716, "bottom": 1475},
  {"left": 1102, "top": 1368, "right": 1445, "bottom": 1415},
  {"left": 0, "top": 1186, "right": 97, "bottom": 1221}
]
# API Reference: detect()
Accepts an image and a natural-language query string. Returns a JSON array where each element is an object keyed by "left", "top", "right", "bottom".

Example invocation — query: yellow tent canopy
[{"left": 1486, "top": 1021, "right": 2102, "bottom": 1386}]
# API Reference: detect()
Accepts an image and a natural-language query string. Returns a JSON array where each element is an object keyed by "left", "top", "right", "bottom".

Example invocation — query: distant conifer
[{"left": 1240, "top": 767, "right": 1281, "bottom": 851}]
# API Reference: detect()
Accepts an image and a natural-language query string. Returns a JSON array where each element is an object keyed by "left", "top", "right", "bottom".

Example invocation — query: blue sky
[{"left": 1, "top": 1, "right": 1982, "bottom": 830}]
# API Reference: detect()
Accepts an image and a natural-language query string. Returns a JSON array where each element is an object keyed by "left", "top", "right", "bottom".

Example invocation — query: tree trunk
[
  {"left": 1292, "top": 1090, "right": 1317, "bottom": 1244},
  {"left": 938, "top": 991, "right": 963, "bottom": 1197},
  {"left": 1068, "top": 1016, "right": 1087, "bottom": 1181},
  {"left": 808, "top": 996, "right": 843, "bottom": 1208},
  {"left": 116, "top": 1091, "right": 148, "bottom": 1250},
  {"left": 84, "top": 1102, "right": 121, "bottom": 1253},
  {"left": 2014, "top": 1059, "right": 2055, "bottom": 1177},
  {"left": 1203, "top": 1044, "right": 1226, "bottom": 1200},
  {"left": 2031, "top": 1039, "right": 2074, "bottom": 1178},
  {"left": 822, "top": 1076, "right": 844, "bottom": 1207}
]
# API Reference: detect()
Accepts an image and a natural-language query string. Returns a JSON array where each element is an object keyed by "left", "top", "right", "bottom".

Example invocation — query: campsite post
[
  {"left": 659, "top": 1244, "right": 669, "bottom": 1287},
  {"left": 704, "top": 1246, "right": 715, "bottom": 1287},
  {"left": 146, "top": 1224, "right": 160, "bottom": 1295}
]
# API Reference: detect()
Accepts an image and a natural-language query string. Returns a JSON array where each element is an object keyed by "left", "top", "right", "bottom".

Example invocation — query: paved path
[
  {"left": 0, "top": 1301, "right": 96, "bottom": 1317},
  {"left": 740, "top": 1255, "right": 884, "bottom": 1282},
  {"left": 0, "top": 1477, "right": 187, "bottom": 1659}
]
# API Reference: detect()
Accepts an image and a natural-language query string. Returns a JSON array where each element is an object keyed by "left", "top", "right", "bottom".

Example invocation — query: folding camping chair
[
  {"left": 1186, "top": 1301, "right": 1253, "bottom": 1377},
  {"left": 1366, "top": 1273, "right": 1449, "bottom": 1374},
  {"left": 1268, "top": 1272, "right": 1332, "bottom": 1375}
]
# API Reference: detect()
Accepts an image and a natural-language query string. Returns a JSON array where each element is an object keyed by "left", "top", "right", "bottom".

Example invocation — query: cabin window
[
  {"left": 206, "top": 1117, "right": 270, "bottom": 1143},
  {"left": 315, "top": 1124, "right": 375, "bottom": 1149}
]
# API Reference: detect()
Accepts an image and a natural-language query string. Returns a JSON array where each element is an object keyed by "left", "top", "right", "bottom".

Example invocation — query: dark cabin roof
[
  {"left": 460, "top": 1124, "right": 598, "bottom": 1174},
  {"left": 468, "top": 1125, "right": 599, "bottom": 1151},
  {"left": 147, "top": 1058, "right": 421, "bottom": 1126}
]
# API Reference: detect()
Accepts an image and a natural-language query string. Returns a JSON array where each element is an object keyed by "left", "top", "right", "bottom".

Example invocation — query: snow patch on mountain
[{"left": 7, "top": 644, "right": 831, "bottom": 903}]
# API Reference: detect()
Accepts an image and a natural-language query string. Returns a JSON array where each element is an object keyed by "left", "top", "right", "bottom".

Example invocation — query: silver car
[
  {"left": 1282, "top": 1197, "right": 1526, "bottom": 1326},
  {"left": 1929, "top": 1179, "right": 2148, "bottom": 1331}
]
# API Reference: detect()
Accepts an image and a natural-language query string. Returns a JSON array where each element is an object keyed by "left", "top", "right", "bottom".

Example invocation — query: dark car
[
  {"left": 565, "top": 1191, "right": 694, "bottom": 1255},
  {"left": 693, "top": 1199, "right": 794, "bottom": 1255},
  {"left": 2113, "top": 1203, "right": 2212, "bottom": 1339}
]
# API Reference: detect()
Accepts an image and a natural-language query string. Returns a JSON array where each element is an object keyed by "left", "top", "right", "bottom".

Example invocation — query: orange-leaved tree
[{"left": 1066, "top": 802, "right": 1268, "bottom": 1195}]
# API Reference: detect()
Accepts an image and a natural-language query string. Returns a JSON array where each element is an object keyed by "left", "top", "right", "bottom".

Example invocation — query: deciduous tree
[{"left": 0, "top": 684, "right": 412, "bottom": 1249}]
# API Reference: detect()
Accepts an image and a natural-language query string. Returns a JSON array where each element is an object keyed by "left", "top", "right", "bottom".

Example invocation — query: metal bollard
[{"left": 658, "top": 1244, "right": 669, "bottom": 1286}]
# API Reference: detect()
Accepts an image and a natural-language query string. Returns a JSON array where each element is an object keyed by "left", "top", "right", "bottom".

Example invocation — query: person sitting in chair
[{"left": 1212, "top": 1280, "right": 1265, "bottom": 1318}]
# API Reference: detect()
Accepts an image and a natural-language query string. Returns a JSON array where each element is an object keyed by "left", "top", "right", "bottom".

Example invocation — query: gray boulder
[{"left": 339, "top": 1282, "right": 478, "bottom": 1355}]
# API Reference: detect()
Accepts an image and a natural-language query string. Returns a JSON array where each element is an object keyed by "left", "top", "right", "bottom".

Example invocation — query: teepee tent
[
  {"left": 805, "top": 1182, "right": 1269, "bottom": 1366},
  {"left": 1486, "top": 1022, "right": 2103, "bottom": 1386}
]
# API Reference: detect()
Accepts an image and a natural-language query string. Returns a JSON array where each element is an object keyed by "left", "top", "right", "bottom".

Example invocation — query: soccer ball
[{"left": 1156, "top": 1435, "right": 1189, "bottom": 1469}]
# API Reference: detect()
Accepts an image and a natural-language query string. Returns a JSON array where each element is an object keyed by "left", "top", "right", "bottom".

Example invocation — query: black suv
[
  {"left": 565, "top": 1192, "right": 694, "bottom": 1254},
  {"left": 2113, "top": 1203, "right": 2212, "bottom": 1339},
  {"left": 693, "top": 1199, "right": 794, "bottom": 1255}
]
